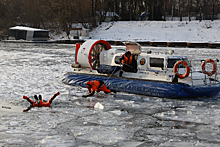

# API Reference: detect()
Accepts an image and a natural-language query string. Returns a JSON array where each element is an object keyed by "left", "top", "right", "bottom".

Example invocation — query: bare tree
[
  {"left": 179, "top": 0, "right": 183, "bottom": 21},
  {"left": 19, "top": 0, "right": 47, "bottom": 28},
  {"left": 0, "top": 0, "right": 24, "bottom": 31},
  {"left": 188, "top": 0, "right": 192, "bottom": 21},
  {"left": 136, "top": 0, "right": 139, "bottom": 20},
  {"left": 95, "top": 0, "right": 115, "bottom": 24},
  {"left": 151, "top": 1, "right": 154, "bottom": 20},
  {"left": 196, "top": 0, "right": 203, "bottom": 21},
  {"left": 211, "top": 0, "right": 216, "bottom": 21},
  {"left": 2, "top": 0, "right": 220, "bottom": 38},
  {"left": 47, "top": 0, "right": 78, "bottom": 37},
  {"left": 129, "top": 0, "right": 132, "bottom": 20},
  {"left": 163, "top": 0, "right": 166, "bottom": 21}
]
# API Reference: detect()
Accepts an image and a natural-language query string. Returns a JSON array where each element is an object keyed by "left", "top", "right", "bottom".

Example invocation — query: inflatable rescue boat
[{"left": 62, "top": 40, "right": 220, "bottom": 98}]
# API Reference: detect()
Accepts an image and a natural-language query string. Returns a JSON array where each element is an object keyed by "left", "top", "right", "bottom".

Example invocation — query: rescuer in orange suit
[
  {"left": 82, "top": 80, "right": 116, "bottom": 97},
  {"left": 23, "top": 92, "right": 60, "bottom": 110},
  {"left": 119, "top": 51, "right": 136, "bottom": 77}
]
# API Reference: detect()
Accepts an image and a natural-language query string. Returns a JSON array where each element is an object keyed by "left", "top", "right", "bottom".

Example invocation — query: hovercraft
[{"left": 62, "top": 39, "right": 220, "bottom": 98}]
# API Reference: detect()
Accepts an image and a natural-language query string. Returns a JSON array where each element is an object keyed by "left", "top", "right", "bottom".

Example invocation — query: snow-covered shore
[{"left": 89, "top": 20, "right": 220, "bottom": 43}]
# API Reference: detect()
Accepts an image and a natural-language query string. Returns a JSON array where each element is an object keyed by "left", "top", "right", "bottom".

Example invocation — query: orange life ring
[
  {"left": 173, "top": 60, "right": 190, "bottom": 79},
  {"left": 201, "top": 59, "right": 216, "bottom": 76}
]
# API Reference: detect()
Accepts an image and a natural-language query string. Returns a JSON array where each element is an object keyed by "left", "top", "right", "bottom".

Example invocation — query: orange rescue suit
[
  {"left": 23, "top": 92, "right": 60, "bottom": 107},
  {"left": 121, "top": 52, "right": 133, "bottom": 65},
  {"left": 85, "top": 80, "right": 111, "bottom": 97}
]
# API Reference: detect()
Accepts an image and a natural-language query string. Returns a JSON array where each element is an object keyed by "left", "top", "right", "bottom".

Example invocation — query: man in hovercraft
[
  {"left": 82, "top": 80, "right": 116, "bottom": 97},
  {"left": 23, "top": 92, "right": 60, "bottom": 107},
  {"left": 119, "top": 51, "right": 136, "bottom": 77}
]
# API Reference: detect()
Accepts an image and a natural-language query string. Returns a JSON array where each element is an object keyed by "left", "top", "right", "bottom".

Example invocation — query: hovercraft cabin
[{"left": 8, "top": 26, "right": 49, "bottom": 41}]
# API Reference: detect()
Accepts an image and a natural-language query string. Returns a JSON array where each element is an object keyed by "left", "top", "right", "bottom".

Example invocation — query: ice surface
[{"left": 0, "top": 43, "right": 220, "bottom": 146}]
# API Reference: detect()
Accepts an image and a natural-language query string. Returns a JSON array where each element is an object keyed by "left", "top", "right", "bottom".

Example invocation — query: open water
[{"left": 0, "top": 42, "right": 220, "bottom": 147}]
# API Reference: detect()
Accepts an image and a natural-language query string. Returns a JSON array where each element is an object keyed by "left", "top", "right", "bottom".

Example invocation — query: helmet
[
  {"left": 86, "top": 81, "right": 92, "bottom": 86},
  {"left": 125, "top": 51, "right": 131, "bottom": 57}
]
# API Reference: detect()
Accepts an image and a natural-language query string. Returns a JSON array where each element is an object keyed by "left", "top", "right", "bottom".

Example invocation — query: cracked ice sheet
[
  {"left": 2, "top": 136, "right": 75, "bottom": 147},
  {"left": 154, "top": 106, "right": 220, "bottom": 126},
  {"left": 71, "top": 126, "right": 129, "bottom": 145},
  {"left": 159, "top": 141, "right": 220, "bottom": 147},
  {"left": 69, "top": 110, "right": 142, "bottom": 145}
]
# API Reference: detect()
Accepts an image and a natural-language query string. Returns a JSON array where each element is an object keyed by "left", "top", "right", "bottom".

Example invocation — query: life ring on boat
[
  {"left": 201, "top": 59, "right": 216, "bottom": 76},
  {"left": 173, "top": 60, "right": 190, "bottom": 79}
]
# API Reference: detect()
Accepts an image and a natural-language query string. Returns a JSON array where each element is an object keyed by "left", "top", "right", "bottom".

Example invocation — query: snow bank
[{"left": 90, "top": 21, "right": 220, "bottom": 43}]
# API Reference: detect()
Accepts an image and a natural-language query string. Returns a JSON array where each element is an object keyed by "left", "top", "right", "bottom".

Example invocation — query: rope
[
  {"left": 104, "top": 63, "right": 133, "bottom": 83},
  {"left": 104, "top": 65, "right": 119, "bottom": 84}
]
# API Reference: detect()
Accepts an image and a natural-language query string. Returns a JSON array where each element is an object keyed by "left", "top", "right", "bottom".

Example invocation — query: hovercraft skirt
[{"left": 62, "top": 73, "right": 220, "bottom": 98}]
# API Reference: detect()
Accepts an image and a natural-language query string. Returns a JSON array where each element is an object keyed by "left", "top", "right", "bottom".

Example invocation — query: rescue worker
[
  {"left": 119, "top": 51, "right": 136, "bottom": 77},
  {"left": 23, "top": 92, "right": 60, "bottom": 108},
  {"left": 82, "top": 80, "right": 116, "bottom": 97},
  {"left": 23, "top": 95, "right": 39, "bottom": 107}
]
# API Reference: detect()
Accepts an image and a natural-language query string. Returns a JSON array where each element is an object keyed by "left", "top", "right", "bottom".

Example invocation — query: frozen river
[{"left": 0, "top": 42, "right": 220, "bottom": 147}]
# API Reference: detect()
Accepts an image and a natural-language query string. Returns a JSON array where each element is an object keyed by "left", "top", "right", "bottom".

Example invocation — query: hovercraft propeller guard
[{"left": 75, "top": 40, "right": 111, "bottom": 70}]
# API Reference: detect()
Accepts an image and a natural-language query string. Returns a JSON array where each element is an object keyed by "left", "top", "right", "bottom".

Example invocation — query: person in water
[
  {"left": 82, "top": 80, "right": 116, "bottom": 97},
  {"left": 119, "top": 51, "right": 136, "bottom": 77},
  {"left": 23, "top": 92, "right": 60, "bottom": 112}
]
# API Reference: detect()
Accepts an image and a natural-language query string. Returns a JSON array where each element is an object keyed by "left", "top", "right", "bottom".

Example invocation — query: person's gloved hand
[
  {"left": 110, "top": 89, "right": 117, "bottom": 93},
  {"left": 23, "top": 96, "right": 28, "bottom": 99}
]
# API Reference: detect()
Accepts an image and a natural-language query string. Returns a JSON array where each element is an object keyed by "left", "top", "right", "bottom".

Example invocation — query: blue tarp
[{"left": 62, "top": 73, "right": 220, "bottom": 98}]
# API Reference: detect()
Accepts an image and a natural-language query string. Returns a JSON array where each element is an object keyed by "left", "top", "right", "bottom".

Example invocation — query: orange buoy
[
  {"left": 173, "top": 60, "right": 190, "bottom": 79},
  {"left": 201, "top": 59, "right": 216, "bottom": 76}
]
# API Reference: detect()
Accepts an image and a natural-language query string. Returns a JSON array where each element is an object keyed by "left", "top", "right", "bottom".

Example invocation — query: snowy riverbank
[{"left": 89, "top": 20, "right": 220, "bottom": 43}]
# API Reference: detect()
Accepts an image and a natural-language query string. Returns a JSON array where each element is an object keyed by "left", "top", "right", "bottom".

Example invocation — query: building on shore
[{"left": 8, "top": 26, "right": 49, "bottom": 41}]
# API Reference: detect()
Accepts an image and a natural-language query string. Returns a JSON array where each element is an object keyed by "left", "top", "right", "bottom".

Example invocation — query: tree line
[{"left": 0, "top": 0, "right": 219, "bottom": 38}]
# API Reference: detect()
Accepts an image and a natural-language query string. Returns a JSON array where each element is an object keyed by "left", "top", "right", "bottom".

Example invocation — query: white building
[{"left": 8, "top": 26, "right": 49, "bottom": 41}]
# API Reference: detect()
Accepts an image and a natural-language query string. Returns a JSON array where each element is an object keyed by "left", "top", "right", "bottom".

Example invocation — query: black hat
[{"left": 125, "top": 51, "right": 131, "bottom": 56}]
